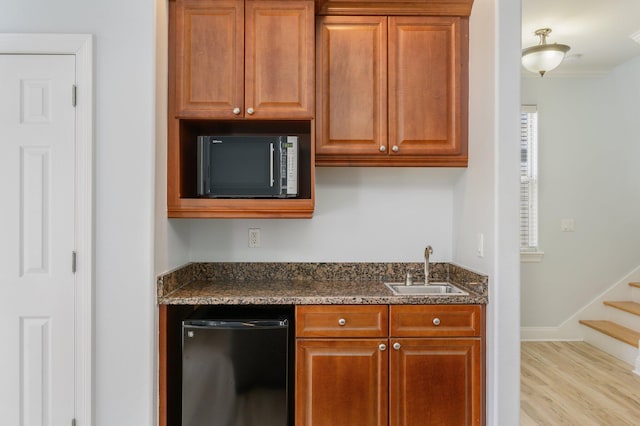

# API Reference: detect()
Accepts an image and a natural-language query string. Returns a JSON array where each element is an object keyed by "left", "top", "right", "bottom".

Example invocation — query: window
[{"left": 520, "top": 105, "right": 542, "bottom": 261}]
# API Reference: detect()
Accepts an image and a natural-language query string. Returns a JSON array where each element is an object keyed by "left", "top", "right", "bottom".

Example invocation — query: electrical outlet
[
  {"left": 477, "top": 233, "right": 484, "bottom": 258},
  {"left": 248, "top": 228, "right": 261, "bottom": 248}
]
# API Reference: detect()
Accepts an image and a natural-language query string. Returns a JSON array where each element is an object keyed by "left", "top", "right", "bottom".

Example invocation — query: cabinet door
[
  {"left": 389, "top": 338, "right": 482, "bottom": 426},
  {"left": 315, "top": 16, "right": 387, "bottom": 158},
  {"left": 388, "top": 16, "right": 464, "bottom": 156},
  {"left": 175, "top": 0, "right": 244, "bottom": 118},
  {"left": 245, "top": 0, "right": 314, "bottom": 119},
  {"left": 296, "top": 339, "right": 388, "bottom": 426}
]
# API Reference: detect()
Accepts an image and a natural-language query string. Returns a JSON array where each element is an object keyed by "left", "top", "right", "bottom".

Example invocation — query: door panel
[
  {"left": 389, "top": 338, "right": 482, "bottom": 426},
  {"left": 0, "top": 54, "right": 76, "bottom": 426},
  {"left": 388, "top": 16, "right": 462, "bottom": 156},
  {"left": 175, "top": 0, "right": 244, "bottom": 117},
  {"left": 245, "top": 0, "right": 314, "bottom": 118},
  {"left": 296, "top": 339, "right": 388, "bottom": 426},
  {"left": 315, "top": 16, "right": 388, "bottom": 156}
]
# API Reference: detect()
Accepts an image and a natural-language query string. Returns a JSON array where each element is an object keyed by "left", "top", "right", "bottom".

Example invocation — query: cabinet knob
[
  {"left": 232, "top": 107, "right": 241, "bottom": 115},
  {"left": 247, "top": 107, "right": 255, "bottom": 115},
  {"left": 393, "top": 342, "right": 401, "bottom": 351},
  {"left": 392, "top": 145, "right": 399, "bottom": 152},
  {"left": 338, "top": 318, "right": 346, "bottom": 326},
  {"left": 432, "top": 318, "right": 441, "bottom": 326},
  {"left": 379, "top": 343, "right": 387, "bottom": 351},
  {"left": 379, "top": 145, "right": 386, "bottom": 152}
]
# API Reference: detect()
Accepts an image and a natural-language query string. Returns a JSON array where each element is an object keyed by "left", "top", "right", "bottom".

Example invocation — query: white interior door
[{"left": 0, "top": 54, "right": 77, "bottom": 426}]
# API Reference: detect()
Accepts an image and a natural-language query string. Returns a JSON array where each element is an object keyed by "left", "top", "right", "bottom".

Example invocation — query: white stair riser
[
  {"left": 632, "top": 287, "right": 640, "bottom": 303},
  {"left": 582, "top": 326, "right": 638, "bottom": 366},
  {"left": 605, "top": 306, "right": 640, "bottom": 331}
]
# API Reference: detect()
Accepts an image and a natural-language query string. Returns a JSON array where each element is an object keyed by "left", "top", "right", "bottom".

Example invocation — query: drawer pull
[
  {"left": 393, "top": 342, "right": 401, "bottom": 350},
  {"left": 379, "top": 343, "right": 386, "bottom": 351},
  {"left": 432, "top": 318, "right": 441, "bottom": 326},
  {"left": 338, "top": 318, "right": 346, "bottom": 326}
]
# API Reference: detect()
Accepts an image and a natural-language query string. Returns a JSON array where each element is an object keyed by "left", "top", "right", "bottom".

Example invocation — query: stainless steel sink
[{"left": 385, "top": 282, "right": 468, "bottom": 296}]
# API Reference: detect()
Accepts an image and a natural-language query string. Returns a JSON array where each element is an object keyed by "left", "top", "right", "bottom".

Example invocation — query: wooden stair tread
[
  {"left": 629, "top": 282, "right": 640, "bottom": 289},
  {"left": 603, "top": 301, "right": 640, "bottom": 316},
  {"left": 579, "top": 320, "right": 640, "bottom": 347}
]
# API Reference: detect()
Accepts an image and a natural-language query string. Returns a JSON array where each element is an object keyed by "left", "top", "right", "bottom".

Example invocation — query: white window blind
[{"left": 520, "top": 105, "right": 538, "bottom": 251}]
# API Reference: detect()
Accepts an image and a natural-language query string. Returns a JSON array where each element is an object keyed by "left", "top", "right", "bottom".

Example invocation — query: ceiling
[{"left": 521, "top": 0, "right": 640, "bottom": 77}]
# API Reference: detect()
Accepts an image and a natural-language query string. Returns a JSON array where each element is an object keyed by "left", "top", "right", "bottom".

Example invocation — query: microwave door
[{"left": 208, "top": 137, "right": 281, "bottom": 198}]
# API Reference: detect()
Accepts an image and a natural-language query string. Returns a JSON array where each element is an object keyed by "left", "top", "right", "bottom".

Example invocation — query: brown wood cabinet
[
  {"left": 173, "top": 0, "right": 314, "bottom": 119},
  {"left": 167, "top": 0, "right": 316, "bottom": 218},
  {"left": 389, "top": 305, "right": 484, "bottom": 425},
  {"left": 296, "top": 304, "right": 485, "bottom": 426},
  {"left": 315, "top": 15, "right": 469, "bottom": 166}
]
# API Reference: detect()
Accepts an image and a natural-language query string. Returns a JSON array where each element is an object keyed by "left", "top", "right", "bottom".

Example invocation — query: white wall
[
  {"left": 455, "top": 0, "right": 521, "bottom": 424},
  {"left": 186, "top": 168, "right": 462, "bottom": 262},
  {"left": 521, "top": 56, "right": 640, "bottom": 328},
  {"left": 0, "top": 1, "right": 157, "bottom": 425}
]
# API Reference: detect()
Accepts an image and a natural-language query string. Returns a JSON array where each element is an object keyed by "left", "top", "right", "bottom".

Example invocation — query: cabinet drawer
[
  {"left": 296, "top": 305, "right": 388, "bottom": 337},
  {"left": 390, "top": 305, "right": 483, "bottom": 337}
]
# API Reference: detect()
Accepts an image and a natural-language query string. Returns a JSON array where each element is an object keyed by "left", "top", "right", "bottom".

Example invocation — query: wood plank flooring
[{"left": 521, "top": 341, "right": 640, "bottom": 425}]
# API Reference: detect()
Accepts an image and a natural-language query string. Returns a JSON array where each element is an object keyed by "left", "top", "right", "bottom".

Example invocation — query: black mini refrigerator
[{"left": 181, "top": 312, "right": 290, "bottom": 426}]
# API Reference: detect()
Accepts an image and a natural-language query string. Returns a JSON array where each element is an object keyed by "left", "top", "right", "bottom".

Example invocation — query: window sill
[{"left": 520, "top": 251, "right": 544, "bottom": 263}]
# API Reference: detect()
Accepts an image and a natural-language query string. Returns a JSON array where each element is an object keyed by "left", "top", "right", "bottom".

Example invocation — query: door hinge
[
  {"left": 72, "top": 85, "right": 77, "bottom": 107},
  {"left": 72, "top": 251, "right": 77, "bottom": 274}
]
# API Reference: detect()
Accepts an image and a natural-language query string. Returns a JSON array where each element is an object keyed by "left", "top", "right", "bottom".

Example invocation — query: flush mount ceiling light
[{"left": 522, "top": 28, "right": 571, "bottom": 77}]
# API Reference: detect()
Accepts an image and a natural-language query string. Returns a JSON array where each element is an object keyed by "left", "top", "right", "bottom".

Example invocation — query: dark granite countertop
[{"left": 157, "top": 262, "right": 488, "bottom": 305}]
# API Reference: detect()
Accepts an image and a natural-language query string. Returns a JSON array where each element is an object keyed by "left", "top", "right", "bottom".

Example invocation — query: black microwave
[{"left": 197, "top": 135, "right": 298, "bottom": 198}]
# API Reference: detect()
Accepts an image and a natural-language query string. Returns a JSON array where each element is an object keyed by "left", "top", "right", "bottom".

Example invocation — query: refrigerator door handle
[{"left": 184, "top": 319, "right": 288, "bottom": 329}]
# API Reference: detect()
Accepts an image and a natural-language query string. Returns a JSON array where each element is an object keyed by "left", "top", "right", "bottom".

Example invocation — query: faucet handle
[
  {"left": 425, "top": 245, "right": 433, "bottom": 257},
  {"left": 405, "top": 272, "right": 413, "bottom": 286}
]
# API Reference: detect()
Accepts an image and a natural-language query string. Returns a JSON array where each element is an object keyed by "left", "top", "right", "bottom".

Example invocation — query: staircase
[{"left": 580, "top": 282, "right": 640, "bottom": 375}]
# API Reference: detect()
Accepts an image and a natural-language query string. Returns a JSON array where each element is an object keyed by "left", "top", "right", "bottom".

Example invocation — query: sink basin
[{"left": 385, "top": 282, "right": 468, "bottom": 296}]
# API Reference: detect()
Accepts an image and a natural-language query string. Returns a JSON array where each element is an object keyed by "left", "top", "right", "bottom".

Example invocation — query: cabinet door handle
[
  {"left": 379, "top": 343, "right": 387, "bottom": 351},
  {"left": 379, "top": 145, "right": 386, "bottom": 152},
  {"left": 393, "top": 342, "right": 401, "bottom": 350},
  {"left": 232, "top": 107, "right": 241, "bottom": 115},
  {"left": 247, "top": 107, "right": 255, "bottom": 115},
  {"left": 338, "top": 318, "right": 346, "bottom": 326},
  {"left": 432, "top": 318, "right": 441, "bottom": 326},
  {"left": 392, "top": 145, "right": 399, "bottom": 152}
]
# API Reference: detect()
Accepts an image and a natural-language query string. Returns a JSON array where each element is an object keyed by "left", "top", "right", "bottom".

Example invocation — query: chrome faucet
[{"left": 424, "top": 246, "right": 433, "bottom": 284}]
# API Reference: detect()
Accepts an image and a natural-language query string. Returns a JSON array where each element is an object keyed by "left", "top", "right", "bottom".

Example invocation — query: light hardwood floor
[{"left": 521, "top": 341, "right": 640, "bottom": 425}]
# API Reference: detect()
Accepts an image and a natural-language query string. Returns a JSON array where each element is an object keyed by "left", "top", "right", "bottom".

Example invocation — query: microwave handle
[{"left": 269, "top": 142, "right": 275, "bottom": 187}]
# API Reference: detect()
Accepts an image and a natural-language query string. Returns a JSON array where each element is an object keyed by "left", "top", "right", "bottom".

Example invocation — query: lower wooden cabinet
[
  {"left": 389, "top": 338, "right": 482, "bottom": 425},
  {"left": 296, "top": 305, "right": 485, "bottom": 426},
  {"left": 296, "top": 339, "right": 388, "bottom": 426}
]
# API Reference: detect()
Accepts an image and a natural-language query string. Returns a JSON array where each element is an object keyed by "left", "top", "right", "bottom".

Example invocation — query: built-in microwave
[{"left": 197, "top": 135, "right": 298, "bottom": 198}]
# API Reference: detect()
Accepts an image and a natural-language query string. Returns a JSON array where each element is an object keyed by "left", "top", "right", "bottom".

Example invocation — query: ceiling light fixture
[{"left": 521, "top": 28, "right": 570, "bottom": 77}]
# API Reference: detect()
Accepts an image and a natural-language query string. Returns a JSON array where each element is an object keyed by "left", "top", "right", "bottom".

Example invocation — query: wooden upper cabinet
[
  {"left": 388, "top": 16, "right": 463, "bottom": 158},
  {"left": 315, "top": 15, "right": 469, "bottom": 166},
  {"left": 174, "top": 0, "right": 314, "bottom": 119},
  {"left": 175, "top": 0, "right": 244, "bottom": 118},
  {"left": 316, "top": 16, "right": 388, "bottom": 158},
  {"left": 245, "top": 0, "right": 314, "bottom": 119}
]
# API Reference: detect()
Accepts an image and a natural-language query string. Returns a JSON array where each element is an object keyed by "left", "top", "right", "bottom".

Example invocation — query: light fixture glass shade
[{"left": 521, "top": 28, "right": 570, "bottom": 76}]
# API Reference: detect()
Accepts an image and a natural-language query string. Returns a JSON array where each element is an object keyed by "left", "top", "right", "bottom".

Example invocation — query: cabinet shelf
[{"left": 167, "top": 119, "right": 315, "bottom": 218}]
